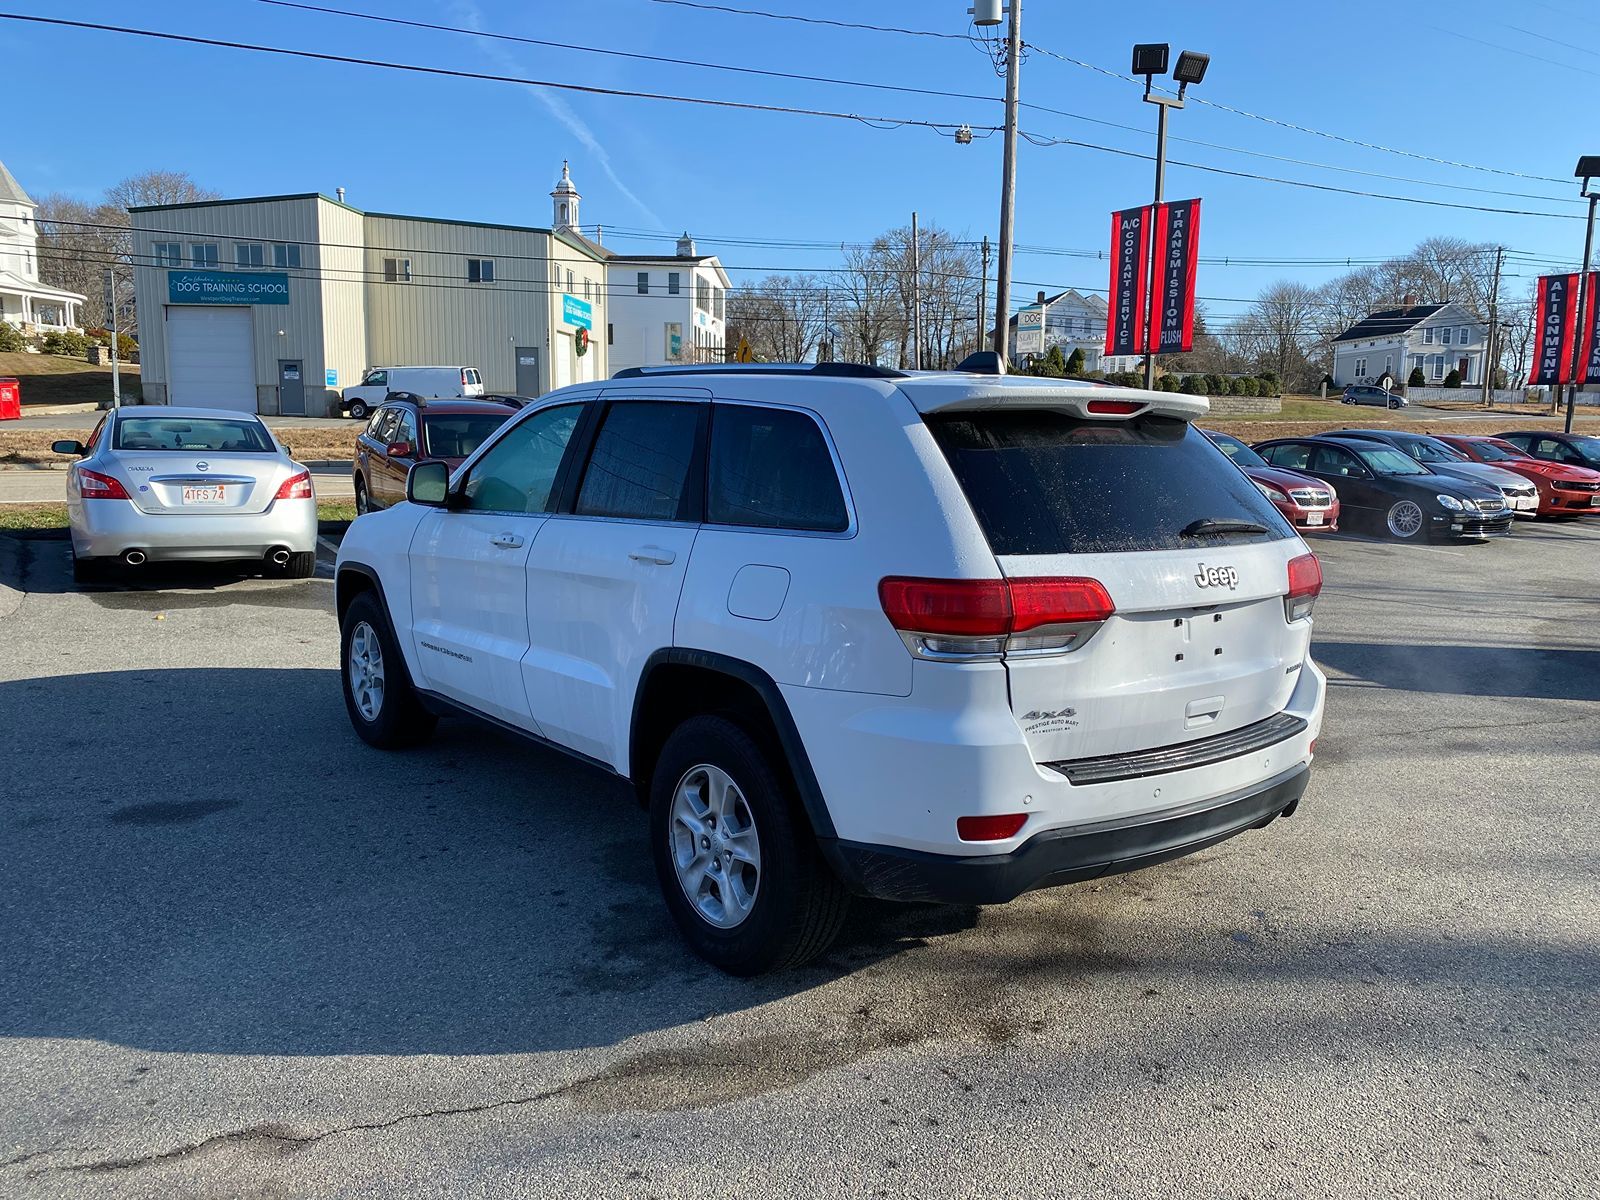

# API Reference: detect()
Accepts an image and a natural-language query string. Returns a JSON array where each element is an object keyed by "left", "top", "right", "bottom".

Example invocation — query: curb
[{"left": 0, "top": 462, "right": 69, "bottom": 472}]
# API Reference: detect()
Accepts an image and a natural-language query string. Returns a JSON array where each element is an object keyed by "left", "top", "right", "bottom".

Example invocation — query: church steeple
[{"left": 551, "top": 161, "right": 580, "bottom": 232}]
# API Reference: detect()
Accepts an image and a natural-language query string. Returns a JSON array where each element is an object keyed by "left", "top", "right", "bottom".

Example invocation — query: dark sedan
[
  {"left": 1319, "top": 428, "right": 1540, "bottom": 515},
  {"left": 1253, "top": 436, "right": 1513, "bottom": 541},
  {"left": 1494, "top": 430, "right": 1600, "bottom": 472}
]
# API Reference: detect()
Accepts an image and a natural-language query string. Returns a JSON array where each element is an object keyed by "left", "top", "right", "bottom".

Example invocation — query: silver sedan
[{"left": 54, "top": 407, "right": 319, "bottom": 584}]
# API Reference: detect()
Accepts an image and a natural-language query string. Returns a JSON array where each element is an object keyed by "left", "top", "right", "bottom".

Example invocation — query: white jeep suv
[{"left": 335, "top": 363, "right": 1325, "bottom": 975}]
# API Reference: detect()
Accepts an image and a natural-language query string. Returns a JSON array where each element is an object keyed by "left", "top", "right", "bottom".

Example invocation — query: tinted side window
[
  {"left": 708, "top": 405, "right": 848, "bottom": 532},
  {"left": 927, "top": 413, "right": 1293, "bottom": 555},
  {"left": 394, "top": 410, "right": 418, "bottom": 447},
  {"left": 1262, "top": 443, "right": 1312, "bottom": 471},
  {"left": 462, "top": 403, "right": 583, "bottom": 514},
  {"left": 575, "top": 402, "right": 703, "bottom": 522},
  {"left": 371, "top": 408, "right": 400, "bottom": 443}
]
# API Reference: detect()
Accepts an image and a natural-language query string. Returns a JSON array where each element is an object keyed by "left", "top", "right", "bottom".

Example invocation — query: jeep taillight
[
  {"left": 1285, "top": 552, "right": 1322, "bottom": 622},
  {"left": 78, "top": 468, "right": 129, "bottom": 501},
  {"left": 879, "top": 576, "right": 1115, "bottom": 660}
]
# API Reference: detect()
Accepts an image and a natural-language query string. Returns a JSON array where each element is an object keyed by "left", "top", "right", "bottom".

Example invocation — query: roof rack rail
[{"left": 610, "top": 362, "right": 906, "bottom": 380}]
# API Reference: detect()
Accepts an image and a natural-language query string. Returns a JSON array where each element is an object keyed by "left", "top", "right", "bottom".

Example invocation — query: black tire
[
  {"left": 348, "top": 401, "right": 368, "bottom": 420},
  {"left": 1388, "top": 397, "right": 1401, "bottom": 410},
  {"left": 340, "top": 590, "right": 437, "bottom": 749},
  {"left": 649, "top": 714, "right": 848, "bottom": 976},
  {"left": 354, "top": 476, "right": 370, "bottom": 516},
  {"left": 278, "top": 550, "right": 315, "bottom": 579}
]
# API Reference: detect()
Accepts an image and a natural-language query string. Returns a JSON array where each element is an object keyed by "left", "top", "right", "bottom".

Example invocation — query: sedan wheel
[
  {"left": 354, "top": 478, "right": 370, "bottom": 516},
  {"left": 1386, "top": 499, "right": 1425, "bottom": 539}
]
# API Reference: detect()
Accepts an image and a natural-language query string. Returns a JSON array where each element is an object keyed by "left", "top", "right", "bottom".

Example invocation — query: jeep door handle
[
  {"left": 628, "top": 546, "right": 677, "bottom": 565},
  {"left": 490, "top": 531, "right": 525, "bottom": 549}
]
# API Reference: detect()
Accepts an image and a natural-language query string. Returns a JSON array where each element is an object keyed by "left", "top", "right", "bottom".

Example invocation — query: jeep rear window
[{"left": 926, "top": 412, "right": 1294, "bottom": 555}]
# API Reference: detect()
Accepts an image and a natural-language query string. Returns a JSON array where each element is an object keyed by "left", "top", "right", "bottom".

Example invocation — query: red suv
[
  {"left": 1203, "top": 428, "right": 1339, "bottom": 533},
  {"left": 354, "top": 395, "right": 518, "bottom": 513},
  {"left": 1434, "top": 434, "right": 1600, "bottom": 517}
]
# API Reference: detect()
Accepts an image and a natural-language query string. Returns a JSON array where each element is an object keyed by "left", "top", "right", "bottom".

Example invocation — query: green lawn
[{"left": 0, "top": 351, "right": 142, "bottom": 406}]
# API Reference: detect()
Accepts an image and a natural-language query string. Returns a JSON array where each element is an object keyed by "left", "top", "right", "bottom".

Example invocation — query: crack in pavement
[{"left": 55, "top": 1081, "right": 579, "bottom": 1176}]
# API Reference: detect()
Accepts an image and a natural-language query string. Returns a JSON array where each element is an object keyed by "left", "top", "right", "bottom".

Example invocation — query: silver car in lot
[{"left": 54, "top": 407, "right": 318, "bottom": 584}]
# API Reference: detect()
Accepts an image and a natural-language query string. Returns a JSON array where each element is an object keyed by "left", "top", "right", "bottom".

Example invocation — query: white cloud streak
[{"left": 448, "top": 1, "right": 663, "bottom": 226}]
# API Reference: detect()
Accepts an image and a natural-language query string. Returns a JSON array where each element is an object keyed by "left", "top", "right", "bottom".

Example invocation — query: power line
[
  {"left": 0, "top": 12, "right": 990, "bottom": 137},
  {"left": 646, "top": 0, "right": 1571, "bottom": 186}
]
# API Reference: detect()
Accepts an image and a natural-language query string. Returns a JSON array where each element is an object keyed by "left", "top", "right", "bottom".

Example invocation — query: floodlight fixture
[
  {"left": 1131, "top": 43, "right": 1170, "bottom": 77},
  {"left": 1173, "top": 50, "right": 1210, "bottom": 87}
]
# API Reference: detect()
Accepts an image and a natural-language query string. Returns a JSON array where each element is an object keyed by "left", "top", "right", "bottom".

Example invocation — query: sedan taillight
[
  {"left": 275, "top": 471, "right": 313, "bottom": 500},
  {"left": 78, "top": 468, "right": 129, "bottom": 500}
]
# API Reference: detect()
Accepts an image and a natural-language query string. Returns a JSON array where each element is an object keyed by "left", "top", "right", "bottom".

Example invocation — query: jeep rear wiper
[{"left": 1180, "top": 518, "right": 1270, "bottom": 538}]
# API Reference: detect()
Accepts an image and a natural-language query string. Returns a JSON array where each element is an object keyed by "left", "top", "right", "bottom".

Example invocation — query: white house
[
  {"left": 0, "top": 158, "right": 86, "bottom": 333},
  {"left": 1006, "top": 289, "right": 1139, "bottom": 373},
  {"left": 1331, "top": 299, "right": 1488, "bottom": 388},
  {"left": 605, "top": 232, "right": 729, "bottom": 373}
]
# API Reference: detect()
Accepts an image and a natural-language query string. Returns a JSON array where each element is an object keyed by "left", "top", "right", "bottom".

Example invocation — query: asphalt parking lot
[{"left": 1, "top": 521, "right": 1596, "bottom": 1199}]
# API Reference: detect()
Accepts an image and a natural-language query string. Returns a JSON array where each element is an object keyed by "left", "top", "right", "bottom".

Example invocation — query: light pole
[
  {"left": 1566, "top": 156, "right": 1600, "bottom": 433},
  {"left": 1132, "top": 43, "right": 1209, "bottom": 390}
]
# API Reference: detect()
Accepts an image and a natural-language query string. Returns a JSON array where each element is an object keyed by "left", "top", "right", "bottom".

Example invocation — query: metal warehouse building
[{"left": 130, "top": 164, "right": 610, "bottom": 415}]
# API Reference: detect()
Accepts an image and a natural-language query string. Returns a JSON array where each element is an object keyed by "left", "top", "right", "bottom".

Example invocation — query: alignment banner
[
  {"left": 1105, "top": 205, "right": 1151, "bottom": 357},
  {"left": 1583, "top": 272, "right": 1600, "bottom": 385},
  {"left": 1530, "top": 272, "right": 1581, "bottom": 385},
  {"left": 1148, "top": 198, "right": 1202, "bottom": 354}
]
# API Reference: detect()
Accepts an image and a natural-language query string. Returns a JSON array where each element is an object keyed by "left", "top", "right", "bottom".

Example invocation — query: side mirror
[
  {"left": 386, "top": 441, "right": 412, "bottom": 458},
  {"left": 52, "top": 440, "right": 86, "bottom": 457},
  {"left": 406, "top": 459, "right": 451, "bottom": 507}
]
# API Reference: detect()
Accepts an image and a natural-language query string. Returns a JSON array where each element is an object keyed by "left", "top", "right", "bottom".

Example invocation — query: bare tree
[
  {"left": 835, "top": 243, "right": 899, "bottom": 365},
  {"left": 727, "top": 274, "right": 825, "bottom": 363},
  {"left": 36, "top": 170, "right": 218, "bottom": 334},
  {"left": 1235, "top": 280, "right": 1322, "bottom": 388},
  {"left": 1499, "top": 285, "right": 1536, "bottom": 390}
]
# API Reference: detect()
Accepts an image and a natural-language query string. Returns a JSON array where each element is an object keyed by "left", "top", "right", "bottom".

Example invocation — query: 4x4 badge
[{"left": 1194, "top": 563, "right": 1239, "bottom": 590}]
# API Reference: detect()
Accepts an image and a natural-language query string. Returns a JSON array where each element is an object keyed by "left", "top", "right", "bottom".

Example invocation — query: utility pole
[
  {"left": 106, "top": 267, "right": 122, "bottom": 409},
  {"left": 911, "top": 211, "right": 922, "bottom": 370},
  {"left": 1568, "top": 191, "right": 1599, "bottom": 433},
  {"left": 979, "top": 234, "right": 991, "bottom": 354},
  {"left": 992, "top": 0, "right": 1020, "bottom": 359},
  {"left": 820, "top": 287, "right": 830, "bottom": 362},
  {"left": 1482, "top": 246, "right": 1503, "bottom": 408}
]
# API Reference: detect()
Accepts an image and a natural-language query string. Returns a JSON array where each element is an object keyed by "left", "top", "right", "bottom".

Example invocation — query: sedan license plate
[
  {"left": 182, "top": 485, "right": 227, "bottom": 505},
  {"left": 1305, "top": 511, "right": 1324, "bottom": 526}
]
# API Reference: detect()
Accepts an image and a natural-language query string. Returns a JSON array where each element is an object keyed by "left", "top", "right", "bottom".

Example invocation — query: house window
[
  {"left": 1423, "top": 327, "right": 1435, "bottom": 344},
  {"left": 273, "top": 243, "right": 302, "bottom": 269},
  {"left": 607, "top": 323, "right": 614, "bottom": 345},
  {"left": 190, "top": 243, "right": 219, "bottom": 268},
  {"left": 637, "top": 271, "right": 649, "bottom": 295},
  {"left": 1458, "top": 326, "right": 1470, "bottom": 344},
  {"left": 715, "top": 288, "right": 725, "bottom": 321},
  {"left": 668, "top": 271, "right": 681, "bottom": 296},
  {"left": 1440, "top": 327, "right": 1452, "bottom": 345},
  {"left": 1354, "top": 358, "right": 1367, "bottom": 378},
  {"left": 234, "top": 243, "right": 265, "bottom": 268},
  {"left": 153, "top": 242, "right": 182, "bottom": 268},
  {"left": 566, "top": 269, "right": 574, "bottom": 292},
  {"left": 383, "top": 257, "right": 412, "bottom": 283},
  {"left": 467, "top": 258, "right": 495, "bottom": 283},
  {"left": 696, "top": 278, "right": 711, "bottom": 312},
  {"left": 1431, "top": 355, "right": 1444, "bottom": 379}
]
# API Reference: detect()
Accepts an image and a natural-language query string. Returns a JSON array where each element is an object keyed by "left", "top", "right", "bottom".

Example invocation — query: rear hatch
[{"left": 910, "top": 383, "right": 1310, "bottom": 765}]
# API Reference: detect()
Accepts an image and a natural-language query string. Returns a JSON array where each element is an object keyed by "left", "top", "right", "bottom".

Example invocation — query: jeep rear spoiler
[{"left": 897, "top": 376, "right": 1209, "bottom": 421}]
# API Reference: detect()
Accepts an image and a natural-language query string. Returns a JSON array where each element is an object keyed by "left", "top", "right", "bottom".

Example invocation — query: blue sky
[{"left": 4, "top": 0, "right": 1597, "bottom": 325}]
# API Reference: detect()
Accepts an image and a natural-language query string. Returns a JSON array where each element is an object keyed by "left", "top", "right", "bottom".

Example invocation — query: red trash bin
[{"left": 0, "top": 378, "right": 19, "bottom": 421}]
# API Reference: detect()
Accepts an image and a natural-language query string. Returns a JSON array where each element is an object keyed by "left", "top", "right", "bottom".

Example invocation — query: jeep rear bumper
[{"left": 820, "top": 764, "right": 1310, "bottom": 905}]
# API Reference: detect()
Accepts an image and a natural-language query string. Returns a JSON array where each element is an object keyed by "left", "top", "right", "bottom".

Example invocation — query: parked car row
[{"left": 1205, "top": 425, "right": 1600, "bottom": 544}]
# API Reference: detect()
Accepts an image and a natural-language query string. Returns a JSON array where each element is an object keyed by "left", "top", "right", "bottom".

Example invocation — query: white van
[{"left": 340, "top": 366, "right": 484, "bottom": 419}]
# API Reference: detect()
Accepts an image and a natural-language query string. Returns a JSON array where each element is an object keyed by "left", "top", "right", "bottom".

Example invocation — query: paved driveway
[{"left": 0, "top": 521, "right": 1596, "bottom": 1198}]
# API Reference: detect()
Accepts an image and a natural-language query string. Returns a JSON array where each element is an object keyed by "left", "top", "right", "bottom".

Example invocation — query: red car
[
  {"left": 354, "top": 395, "right": 519, "bottom": 513},
  {"left": 1202, "top": 428, "right": 1340, "bottom": 533},
  {"left": 1432, "top": 434, "right": 1600, "bottom": 517}
]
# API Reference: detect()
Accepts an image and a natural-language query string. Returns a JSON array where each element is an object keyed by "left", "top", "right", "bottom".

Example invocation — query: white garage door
[{"left": 166, "top": 306, "right": 256, "bottom": 411}]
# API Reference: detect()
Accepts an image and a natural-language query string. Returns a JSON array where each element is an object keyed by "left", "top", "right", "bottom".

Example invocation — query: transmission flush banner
[
  {"left": 1148, "top": 198, "right": 1202, "bottom": 354},
  {"left": 1583, "top": 272, "right": 1600, "bottom": 385},
  {"left": 1530, "top": 273, "right": 1581, "bottom": 385},
  {"left": 1105, "top": 205, "right": 1151, "bottom": 357}
]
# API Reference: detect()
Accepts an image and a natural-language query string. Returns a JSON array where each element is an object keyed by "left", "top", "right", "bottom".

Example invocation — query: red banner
[
  {"left": 1582, "top": 271, "right": 1600, "bottom": 385},
  {"left": 1105, "top": 205, "right": 1151, "bottom": 357},
  {"left": 1530, "top": 272, "right": 1581, "bottom": 385},
  {"left": 1147, "top": 198, "right": 1202, "bottom": 354}
]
